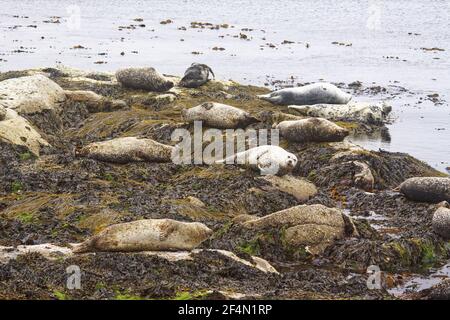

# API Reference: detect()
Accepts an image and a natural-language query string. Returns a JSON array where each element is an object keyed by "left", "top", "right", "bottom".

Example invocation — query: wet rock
[
  {"left": 179, "top": 63, "right": 215, "bottom": 88},
  {"left": 116, "top": 67, "right": 174, "bottom": 92},
  {"left": 275, "top": 118, "right": 349, "bottom": 142},
  {"left": 288, "top": 101, "right": 392, "bottom": 125},
  {"left": 432, "top": 202, "right": 450, "bottom": 239},
  {"left": 258, "top": 175, "right": 317, "bottom": 202},
  {"left": 79, "top": 137, "right": 174, "bottom": 163},
  {"left": 0, "top": 108, "right": 49, "bottom": 156},
  {"left": 182, "top": 102, "right": 258, "bottom": 129},
  {"left": 258, "top": 83, "right": 352, "bottom": 105},
  {"left": 73, "top": 219, "right": 213, "bottom": 253},
  {"left": 398, "top": 177, "right": 450, "bottom": 203},
  {"left": 0, "top": 74, "right": 66, "bottom": 114}
]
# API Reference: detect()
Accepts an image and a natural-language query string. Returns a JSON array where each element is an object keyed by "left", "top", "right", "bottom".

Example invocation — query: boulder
[{"left": 258, "top": 175, "right": 317, "bottom": 202}]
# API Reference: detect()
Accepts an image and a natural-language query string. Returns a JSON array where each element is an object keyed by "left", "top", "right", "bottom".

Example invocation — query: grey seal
[
  {"left": 73, "top": 219, "right": 213, "bottom": 253},
  {"left": 397, "top": 177, "right": 450, "bottom": 203},
  {"left": 179, "top": 63, "right": 215, "bottom": 88},
  {"left": 258, "top": 83, "right": 352, "bottom": 105},
  {"left": 182, "top": 102, "right": 258, "bottom": 129},
  {"left": 275, "top": 118, "right": 349, "bottom": 142},
  {"left": 115, "top": 67, "right": 174, "bottom": 92}
]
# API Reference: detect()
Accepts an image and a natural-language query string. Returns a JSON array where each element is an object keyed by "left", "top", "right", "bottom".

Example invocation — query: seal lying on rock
[
  {"left": 115, "top": 67, "right": 174, "bottom": 92},
  {"left": 0, "top": 74, "right": 66, "bottom": 114},
  {"left": 275, "top": 118, "right": 349, "bottom": 142},
  {"left": 79, "top": 137, "right": 174, "bottom": 163},
  {"left": 288, "top": 101, "right": 392, "bottom": 125},
  {"left": 179, "top": 63, "right": 215, "bottom": 88},
  {"left": 73, "top": 219, "right": 213, "bottom": 253},
  {"left": 258, "top": 83, "right": 352, "bottom": 106},
  {"left": 182, "top": 102, "right": 258, "bottom": 129},
  {"left": 432, "top": 202, "right": 450, "bottom": 239},
  {"left": 64, "top": 90, "right": 127, "bottom": 112},
  {"left": 216, "top": 145, "right": 297, "bottom": 175},
  {"left": 0, "top": 108, "right": 49, "bottom": 156},
  {"left": 241, "top": 204, "right": 357, "bottom": 255},
  {"left": 397, "top": 177, "right": 450, "bottom": 203}
]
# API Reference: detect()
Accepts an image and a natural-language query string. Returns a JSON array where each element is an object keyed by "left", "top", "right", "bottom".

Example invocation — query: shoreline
[{"left": 0, "top": 66, "right": 449, "bottom": 300}]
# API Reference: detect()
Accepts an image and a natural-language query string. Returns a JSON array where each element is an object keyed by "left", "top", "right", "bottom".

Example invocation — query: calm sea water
[{"left": 1, "top": 0, "right": 449, "bottom": 171}]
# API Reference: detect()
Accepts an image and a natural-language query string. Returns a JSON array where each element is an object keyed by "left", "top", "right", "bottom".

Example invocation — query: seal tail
[
  {"left": 71, "top": 240, "right": 92, "bottom": 254},
  {"left": 257, "top": 93, "right": 281, "bottom": 104}
]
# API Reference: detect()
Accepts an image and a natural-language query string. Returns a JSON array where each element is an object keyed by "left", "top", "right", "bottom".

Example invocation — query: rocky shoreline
[{"left": 0, "top": 67, "right": 449, "bottom": 300}]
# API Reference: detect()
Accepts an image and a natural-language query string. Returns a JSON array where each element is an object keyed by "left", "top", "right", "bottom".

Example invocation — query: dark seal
[{"left": 179, "top": 63, "right": 215, "bottom": 88}]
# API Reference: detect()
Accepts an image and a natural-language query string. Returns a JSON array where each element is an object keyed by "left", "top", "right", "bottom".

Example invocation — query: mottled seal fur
[
  {"left": 179, "top": 63, "right": 215, "bottom": 88},
  {"left": 73, "top": 219, "right": 213, "bottom": 253},
  {"left": 115, "top": 67, "right": 174, "bottom": 92},
  {"left": 79, "top": 137, "right": 174, "bottom": 163},
  {"left": 182, "top": 102, "right": 258, "bottom": 129},
  {"left": 398, "top": 177, "right": 450, "bottom": 203},
  {"left": 275, "top": 118, "right": 349, "bottom": 142},
  {"left": 288, "top": 101, "right": 392, "bottom": 125},
  {"left": 258, "top": 83, "right": 352, "bottom": 106},
  {"left": 216, "top": 145, "right": 297, "bottom": 175},
  {"left": 432, "top": 202, "right": 450, "bottom": 239}
]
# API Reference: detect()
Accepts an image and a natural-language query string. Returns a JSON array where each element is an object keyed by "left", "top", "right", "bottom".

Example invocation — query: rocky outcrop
[
  {"left": 0, "top": 74, "right": 66, "bottom": 115},
  {"left": 258, "top": 175, "right": 317, "bottom": 202}
]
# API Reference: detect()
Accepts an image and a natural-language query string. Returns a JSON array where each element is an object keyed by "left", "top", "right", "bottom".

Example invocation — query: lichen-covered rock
[
  {"left": 0, "top": 74, "right": 66, "bottom": 114},
  {"left": 275, "top": 118, "right": 349, "bottom": 142},
  {"left": 398, "top": 177, "right": 450, "bottom": 203},
  {"left": 432, "top": 202, "right": 450, "bottom": 239},
  {"left": 0, "top": 108, "right": 49, "bottom": 156},
  {"left": 115, "top": 67, "right": 174, "bottom": 92},
  {"left": 182, "top": 102, "right": 258, "bottom": 129},
  {"left": 288, "top": 101, "right": 392, "bottom": 125},
  {"left": 258, "top": 175, "right": 317, "bottom": 202},
  {"left": 79, "top": 136, "right": 174, "bottom": 163}
]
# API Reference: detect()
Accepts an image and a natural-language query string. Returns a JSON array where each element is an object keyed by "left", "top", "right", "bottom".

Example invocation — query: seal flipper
[
  {"left": 158, "top": 221, "right": 177, "bottom": 241},
  {"left": 206, "top": 66, "right": 215, "bottom": 80},
  {"left": 71, "top": 240, "right": 92, "bottom": 254}
]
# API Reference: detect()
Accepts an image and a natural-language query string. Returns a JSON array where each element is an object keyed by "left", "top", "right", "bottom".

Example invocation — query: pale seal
[
  {"left": 115, "top": 67, "right": 174, "bottom": 92},
  {"left": 181, "top": 102, "right": 258, "bottom": 129},
  {"left": 73, "top": 219, "right": 213, "bottom": 253},
  {"left": 398, "top": 177, "right": 450, "bottom": 203},
  {"left": 258, "top": 83, "right": 352, "bottom": 105},
  {"left": 216, "top": 145, "right": 297, "bottom": 175},
  {"left": 432, "top": 202, "right": 450, "bottom": 239},
  {"left": 79, "top": 137, "right": 174, "bottom": 163},
  {"left": 288, "top": 101, "right": 392, "bottom": 125},
  {"left": 275, "top": 118, "right": 349, "bottom": 142},
  {"left": 179, "top": 63, "right": 215, "bottom": 88}
]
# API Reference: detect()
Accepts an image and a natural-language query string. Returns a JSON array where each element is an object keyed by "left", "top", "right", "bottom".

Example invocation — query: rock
[
  {"left": 0, "top": 108, "right": 49, "bottom": 156},
  {"left": 79, "top": 137, "right": 174, "bottom": 163},
  {"left": 258, "top": 175, "right": 317, "bottom": 202},
  {"left": 0, "top": 244, "right": 278, "bottom": 274},
  {"left": 242, "top": 204, "right": 355, "bottom": 254},
  {"left": 432, "top": 202, "right": 450, "bottom": 239},
  {"left": 422, "top": 279, "right": 450, "bottom": 300},
  {"left": 115, "top": 67, "right": 174, "bottom": 92},
  {"left": 398, "top": 177, "right": 450, "bottom": 203},
  {"left": 275, "top": 118, "right": 349, "bottom": 142},
  {"left": 288, "top": 101, "right": 392, "bottom": 125},
  {"left": 64, "top": 90, "right": 127, "bottom": 112},
  {"left": 0, "top": 74, "right": 66, "bottom": 114},
  {"left": 182, "top": 102, "right": 258, "bottom": 129},
  {"left": 185, "top": 196, "right": 206, "bottom": 207}
]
